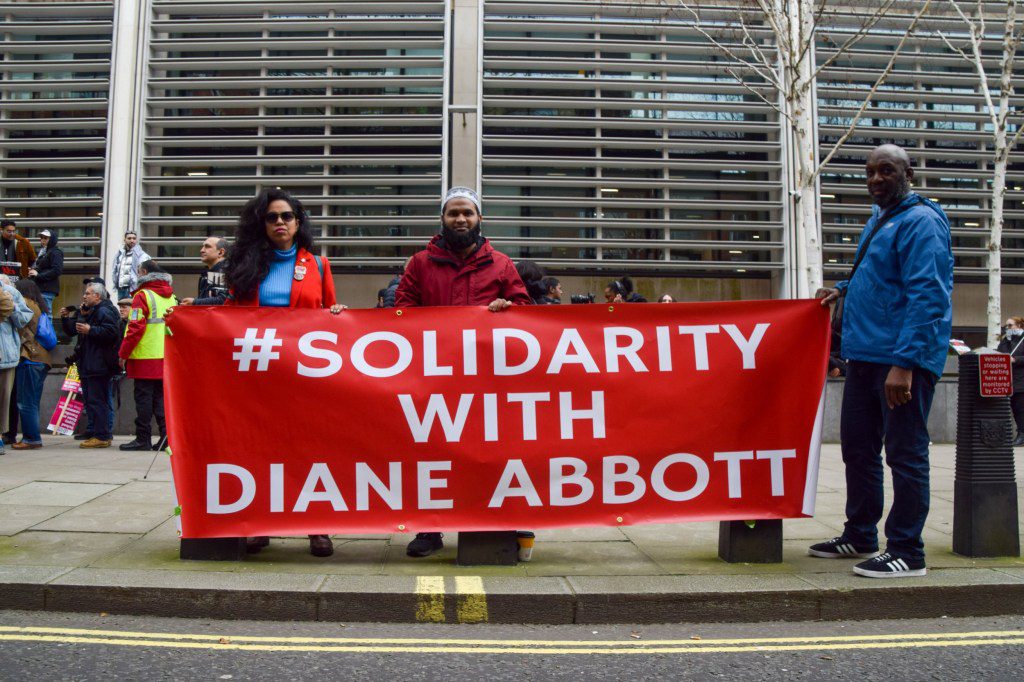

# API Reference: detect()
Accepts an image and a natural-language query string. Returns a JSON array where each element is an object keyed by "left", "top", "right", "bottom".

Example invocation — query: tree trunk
[
  {"left": 791, "top": 0, "right": 822, "bottom": 297},
  {"left": 987, "top": 139, "right": 1007, "bottom": 349},
  {"left": 986, "top": 0, "right": 1017, "bottom": 347}
]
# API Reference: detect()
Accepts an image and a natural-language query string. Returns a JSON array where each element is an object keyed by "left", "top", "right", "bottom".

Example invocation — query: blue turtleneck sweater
[{"left": 259, "top": 244, "right": 297, "bottom": 307}]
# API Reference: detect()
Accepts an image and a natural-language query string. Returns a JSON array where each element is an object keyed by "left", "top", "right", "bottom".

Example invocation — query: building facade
[{"left": 1, "top": 0, "right": 1021, "bottom": 336}]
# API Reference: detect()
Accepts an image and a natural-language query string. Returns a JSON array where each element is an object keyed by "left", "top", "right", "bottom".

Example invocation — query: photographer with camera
[
  {"left": 179, "top": 237, "right": 228, "bottom": 307},
  {"left": 61, "top": 278, "right": 121, "bottom": 449}
]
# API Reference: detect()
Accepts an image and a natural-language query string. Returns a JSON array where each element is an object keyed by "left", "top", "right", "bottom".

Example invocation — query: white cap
[
  {"left": 39, "top": 229, "right": 51, "bottom": 237},
  {"left": 442, "top": 186, "right": 481, "bottom": 213}
]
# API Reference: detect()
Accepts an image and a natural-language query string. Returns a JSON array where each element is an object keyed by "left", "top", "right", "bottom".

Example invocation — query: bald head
[
  {"left": 866, "top": 144, "right": 913, "bottom": 209},
  {"left": 868, "top": 144, "right": 911, "bottom": 169}
]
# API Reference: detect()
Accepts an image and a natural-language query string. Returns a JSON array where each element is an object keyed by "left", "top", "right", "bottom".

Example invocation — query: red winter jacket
[
  {"left": 119, "top": 273, "right": 176, "bottom": 380},
  {"left": 395, "top": 235, "right": 531, "bottom": 307},
  {"left": 225, "top": 248, "right": 337, "bottom": 310}
]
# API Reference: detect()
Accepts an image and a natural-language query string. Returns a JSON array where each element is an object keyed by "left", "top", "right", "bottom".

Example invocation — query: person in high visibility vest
[{"left": 118, "top": 260, "right": 176, "bottom": 451}]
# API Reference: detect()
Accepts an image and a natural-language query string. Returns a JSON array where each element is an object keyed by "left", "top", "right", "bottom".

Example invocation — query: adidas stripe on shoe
[
  {"left": 853, "top": 552, "right": 927, "bottom": 578},
  {"left": 808, "top": 536, "right": 880, "bottom": 559}
]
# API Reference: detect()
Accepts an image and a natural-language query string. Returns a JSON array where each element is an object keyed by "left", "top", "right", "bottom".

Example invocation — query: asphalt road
[{"left": 1, "top": 610, "right": 1022, "bottom": 681}]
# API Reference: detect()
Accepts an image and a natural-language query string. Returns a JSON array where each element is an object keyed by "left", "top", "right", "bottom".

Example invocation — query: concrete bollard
[
  {"left": 718, "top": 519, "right": 783, "bottom": 563},
  {"left": 952, "top": 354, "right": 1021, "bottom": 557},
  {"left": 456, "top": 531, "right": 519, "bottom": 565},
  {"left": 180, "top": 537, "right": 246, "bottom": 561}
]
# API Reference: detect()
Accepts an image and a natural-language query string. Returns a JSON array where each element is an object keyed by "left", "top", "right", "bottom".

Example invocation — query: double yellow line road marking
[
  {"left": 0, "top": 626, "right": 1022, "bottom": 655},
  {"left": 416, "top": 575, "right": 488, "bottom": 624}
]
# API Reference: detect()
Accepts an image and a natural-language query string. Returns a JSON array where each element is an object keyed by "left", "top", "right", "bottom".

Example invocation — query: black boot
[{"left": 119, "top": 438, "right": 152, "bottom": 451}]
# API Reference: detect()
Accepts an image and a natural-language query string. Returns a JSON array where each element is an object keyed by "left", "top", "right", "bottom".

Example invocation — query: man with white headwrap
[{"left": 396, "top": 186, "right": 531, "bottom": 556}]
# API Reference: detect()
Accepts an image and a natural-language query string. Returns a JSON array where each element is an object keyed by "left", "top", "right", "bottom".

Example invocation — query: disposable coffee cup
[{"left": 517, "top": 531, "right": 535, "bottom": 562}]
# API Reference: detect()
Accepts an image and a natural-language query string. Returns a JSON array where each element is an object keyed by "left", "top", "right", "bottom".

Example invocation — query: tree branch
[
  {"left": 811, "top": 0, "right": 898, "bottom": 80},
  {"left": 1010, "top": 120, "right": 1024, "bottom": 148},
  {"left": 725, "top": 66, "right": 792, "bottom": 123},
  {"left": 936, "top": 29, "right": 973, "bottom": 62},
  {"left": 737, "top": 9, "right": 776, "bottom": 77},
  {"left": 813, "top": 0, "right": 932, "bottom": 182},
  {"left": 663, "top": 0, "right": 783, "bottom": 89},
  {"left": 947, "top": 0, "right": 1000, "bottom": 130}
]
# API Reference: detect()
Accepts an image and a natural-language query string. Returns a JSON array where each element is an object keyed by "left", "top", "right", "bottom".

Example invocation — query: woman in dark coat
[{"left": 997, "top": 316, "right": 1024, "bottom": 446}]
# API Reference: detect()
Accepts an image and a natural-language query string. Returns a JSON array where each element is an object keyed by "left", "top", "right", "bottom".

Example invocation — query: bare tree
[
  {"left": 936, "top": 0, "right": 1023, "bottom": 347},
  {"left": 650, "top": 0, "right": 931, "bottom": 297}
]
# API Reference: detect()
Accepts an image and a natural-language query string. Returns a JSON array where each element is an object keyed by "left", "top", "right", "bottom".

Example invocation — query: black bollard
[
  {"left": 180, "top": 537, "right": 246, "bottom": 561},
  {"left": 718, "top": 519, "right": 783, "bottom": 563},
  {"left": 952, "top": 354, "right": 1020, "bottom": 557},
  {"left": 456, "top": 531, "right": 519, "bottom": 565}
]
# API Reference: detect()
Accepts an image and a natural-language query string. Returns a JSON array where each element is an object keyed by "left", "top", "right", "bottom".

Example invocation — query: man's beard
[
  {"left": 441, "top": 222, "right": 481, "bottom": 251},
  {"left": 875, "top": 175, "right": 911, "bottom": 207}
]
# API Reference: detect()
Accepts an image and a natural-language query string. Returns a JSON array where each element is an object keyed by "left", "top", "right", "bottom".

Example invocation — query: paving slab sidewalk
[{"left": 0, "top": 440, "right": 1021, "bottom": 624}]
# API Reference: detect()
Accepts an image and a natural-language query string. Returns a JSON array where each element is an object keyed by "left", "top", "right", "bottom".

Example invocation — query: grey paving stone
[
  {"left": 0, "top": 482, "right": 118, "bottom": 507},
  {"left": 51, "top": 567, "right": 325, "bottom": 591},
  {"left": 30, "top": 501, "right": 172, "bottom": 534},
  {"left": 0, "top": 565, "right": 74, "bottom": 584},
  {"left": 0, "top": 531, "right": 141, "bottom": 567},
  {"left": 35, "top": 470, "right": 139, "bottom": 485},
  {"left": 0, "top": 505, "right": 72, "bottom": 536},
  {"left": 521, "top": 541, "right": 664, "bottom": 577}
]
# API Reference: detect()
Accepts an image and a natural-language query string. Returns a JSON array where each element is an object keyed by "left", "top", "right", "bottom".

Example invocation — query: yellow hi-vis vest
[{"left": 127, "top": 289, "right": 175, "bottom": 360}]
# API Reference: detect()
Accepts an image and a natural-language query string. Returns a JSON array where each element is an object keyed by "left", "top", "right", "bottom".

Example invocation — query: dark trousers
[
  {"left": 840, "top": 360, "right": 937, "bottom": 561},
  {"left": 1011, "top": 390, "right": 1024, "bottom": 437},
  {"left": 4, "top": 381, "right": 17, "bottom": 440},
  {"left": 81, "top": 375, "right": 113, "bottom": 441},
  {"left": 133, "top": 378, "right": 165, "bottom": 442}
]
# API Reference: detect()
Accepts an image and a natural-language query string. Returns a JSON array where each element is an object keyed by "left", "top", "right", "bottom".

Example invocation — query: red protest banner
[{"left": 165, "top": 300, "right": 830, "bottom": 539}]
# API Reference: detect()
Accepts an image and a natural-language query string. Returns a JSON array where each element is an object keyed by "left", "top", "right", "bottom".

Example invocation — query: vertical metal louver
[
  {"left": 142, "top": 0, "right": 446, "bottom": 268},
  {"left": 817, "top": 2, "right": 1024, "bottom": 281},
  {"left": 481, "top": 1, "right": 786, "bottom": 276},
  {"left": 0, "top": 1, "right": 114, "bottom": 269}
]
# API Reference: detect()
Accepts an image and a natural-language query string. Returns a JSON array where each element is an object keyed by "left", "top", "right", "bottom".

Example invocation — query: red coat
[
  {"left": 395, "top": 236, "right": 531, "bottom": 307},
  {"left": 226, "top": 248, "right": 337, "bottom": 309},
  {"left": 119, "top": 273, "right": 176, "bottom": 380}
]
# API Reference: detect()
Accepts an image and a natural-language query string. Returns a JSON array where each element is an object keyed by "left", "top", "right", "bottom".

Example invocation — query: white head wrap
[{"left": 442, "top": 186, "right": 481, "bottom": 213}]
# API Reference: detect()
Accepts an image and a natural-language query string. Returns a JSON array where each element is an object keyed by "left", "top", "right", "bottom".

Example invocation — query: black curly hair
[{"left": 225, "top": 188, "right": 315, "bottom": 301}]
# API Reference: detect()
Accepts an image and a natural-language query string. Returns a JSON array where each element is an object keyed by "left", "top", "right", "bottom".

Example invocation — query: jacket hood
[
  {"left": 135, "top": 272, "right": 174, "bottom": 297},
  {"left": 41, "top": 230, "right": 59, "bottom": 248}
]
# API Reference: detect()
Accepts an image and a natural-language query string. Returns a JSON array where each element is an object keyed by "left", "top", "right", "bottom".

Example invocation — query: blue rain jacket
[{"left": 836, "top": 193, "right": 954, "bottom": 378}]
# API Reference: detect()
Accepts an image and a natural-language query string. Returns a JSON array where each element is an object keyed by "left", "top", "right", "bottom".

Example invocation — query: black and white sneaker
[
  {"left": 808, "top": 536, "right": 880, "bottom": 559},
  {"left": 852, "top": 552, "right": 926, "bottom": 578}
]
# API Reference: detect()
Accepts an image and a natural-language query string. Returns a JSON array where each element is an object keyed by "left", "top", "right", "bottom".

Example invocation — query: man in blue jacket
[{"left": 810, "top": 144, "right": 953, "bottom": 578}]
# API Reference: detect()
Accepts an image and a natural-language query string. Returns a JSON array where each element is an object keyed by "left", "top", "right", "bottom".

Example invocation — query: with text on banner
[{"left": 164, "top": 300, "right": 831, "bottom": 538}]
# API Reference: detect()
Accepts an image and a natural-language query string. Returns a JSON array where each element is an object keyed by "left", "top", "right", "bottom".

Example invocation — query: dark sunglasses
[{"left": 264, "top": 211, "right": 296, "bottom": 224}]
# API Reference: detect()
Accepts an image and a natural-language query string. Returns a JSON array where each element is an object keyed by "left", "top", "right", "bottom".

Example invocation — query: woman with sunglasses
[
  {"left": 224, "top": 187, "right": 345, "bottom": 557},
  {"left": 997, "top": 316, "right": 1024, "bottom": 446}
]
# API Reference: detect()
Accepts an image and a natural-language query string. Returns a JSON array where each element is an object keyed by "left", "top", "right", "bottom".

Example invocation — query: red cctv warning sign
[{"left": 979, "top": 354, "right": 1013, "bottom": 398}]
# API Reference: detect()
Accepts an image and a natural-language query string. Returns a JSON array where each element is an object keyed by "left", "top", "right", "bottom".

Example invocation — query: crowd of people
[{"left": 0, "top": 143, "right": 1021, "bottom": 577}]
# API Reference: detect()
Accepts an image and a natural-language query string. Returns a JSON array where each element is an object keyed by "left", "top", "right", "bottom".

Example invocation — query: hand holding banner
[{"left": 165, "top": 300, "right": 830, "bottom": 538}]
